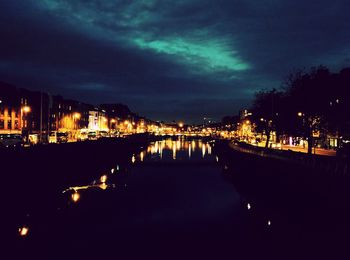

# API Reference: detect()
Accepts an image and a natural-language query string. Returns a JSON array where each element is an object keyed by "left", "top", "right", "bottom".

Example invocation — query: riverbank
[
  {"left": 3, "top": 135, "right": 151, "bottom": 236},
  {"left": 214, "top": 139, "right": 350, "bottom": 259},
  {"left": 229, "top": 140, "right": 349, "bottom": 175}
]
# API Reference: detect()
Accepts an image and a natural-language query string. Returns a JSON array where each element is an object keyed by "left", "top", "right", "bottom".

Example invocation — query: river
[{"left": 14, "top": 137, "right": 350, "bottom": 259}]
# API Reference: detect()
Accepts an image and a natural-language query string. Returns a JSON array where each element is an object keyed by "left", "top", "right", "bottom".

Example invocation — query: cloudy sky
[{"left": 1, "top": 0, "right": 349, "bottom": 123}]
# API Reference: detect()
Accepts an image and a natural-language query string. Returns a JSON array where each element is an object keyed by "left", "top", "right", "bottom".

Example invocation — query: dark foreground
[{"left": 6, "top": 137, "right": 350, "bottom": 259}]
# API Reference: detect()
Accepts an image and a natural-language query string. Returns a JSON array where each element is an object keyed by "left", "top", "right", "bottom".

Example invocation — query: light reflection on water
[
  {"left": 59, "top": 138, "right": 216, "bottom": 207},
  {"left": 138, "top": 137, "right": 215, "bottom": 162},
  {"left": 17, "top": 137, "right": 280, "bottom": 253},
  {"left": 62, "top": 168, "right": 118, "bottom": 204}
]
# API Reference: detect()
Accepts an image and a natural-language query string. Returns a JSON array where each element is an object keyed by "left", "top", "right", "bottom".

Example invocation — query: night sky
[{"left": 1, "top": 1, "right": 350, "bottom": 123}]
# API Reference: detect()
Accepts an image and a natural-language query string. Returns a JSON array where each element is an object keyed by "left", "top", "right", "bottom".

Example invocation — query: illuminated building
[
  {"left": 88, "top": 109, "right": 108, "bottom": 131},
  {"left": 50, "top": 96, "right": 90, "bottom": 134},
  {"left": 0, "top": 82, "right": 50, "bottom": 142},
  {"left": 1, "top": 82, "right": 153, "bottom": 141},
  {"left": 0, "top": 83, "right": 21, "bottom": 134}
]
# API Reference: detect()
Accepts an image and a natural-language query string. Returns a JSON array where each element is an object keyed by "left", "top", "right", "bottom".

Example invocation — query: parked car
[
  {"left": 110, "top": 130, "right": 120, "bottom": 138},
  {"left": 57, "top": 132, "right": 69, "bottom": 143},
  {"left": 49, "top": 131, "right": 57, "bottom": 143},
  {"left": 77, "top": 131, "right": 88, "bottom": 141},
  {"left": 88, "top": 131, "right": 97, "bottom": 140},
  {"left": 29, "top": 134, "right": 39, "bottom": 145},
  {"left": 98, "top": 130, "right": 109, "bottom": 138},
  {"left": 0, "top": 134, "right": 23, "bottom": 148}
]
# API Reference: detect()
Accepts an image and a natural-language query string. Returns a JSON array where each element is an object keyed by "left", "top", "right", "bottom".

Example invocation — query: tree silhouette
[
  {"left": 251, "top": 88, "right": 283, "bottom": 148},
  {"left": 284, "top": 66, "right": 331, "bottom": 154}
]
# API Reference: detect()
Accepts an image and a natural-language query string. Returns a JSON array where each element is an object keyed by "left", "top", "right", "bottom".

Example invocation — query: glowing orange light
[
  {"left": 19, "top": 226, "right": 29, "bottom": 237},
  {"left": 140, "top": 151, "right": 144, "bottom": 161},
  {"left": 99, "top": 183, "right": 108, "bottom": 190},
  {"left": 100, "top": 175, "right": 107, "bottom": 183},
  {"left": 22, "top": 106, "right": 31, "bottom": 113},
  {"left": 72, "top": 192, "right": 80, "bottom": 202},
  {"left": 73, "top": 112, "right": 81, "bottom": 119}
]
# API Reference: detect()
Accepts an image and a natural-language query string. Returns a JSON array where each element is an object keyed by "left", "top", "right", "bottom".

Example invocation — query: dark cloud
[{"left": 0, "top": 0, "right": 349, "bottom": 123}]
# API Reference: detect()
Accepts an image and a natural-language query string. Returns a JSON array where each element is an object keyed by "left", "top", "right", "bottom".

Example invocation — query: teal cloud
[{"left": 37, "top": 0, "right": 250, "bottom": 75}]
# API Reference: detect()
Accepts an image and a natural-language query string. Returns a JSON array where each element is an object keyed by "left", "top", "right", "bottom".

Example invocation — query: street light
[
  {"left": 72, "top": 113, "right": 81, "bottom": 141},
  {"left": 110, "top": 119, "right": 116, "bottom": 131},
  {"left": 73, "top": 112, "right": 81, "bottom": 120},
  {"left": 21, "top": 106, "right": 31, "bottom": 144},
  {"left": 73, "top": 112, "right": 81, "bottom": 128},
  {"left": 21, "top": 105, "right": 31, "bottom": 127},
  {"left": 22, "top": 106, "right": 31, "bottom": 113}
]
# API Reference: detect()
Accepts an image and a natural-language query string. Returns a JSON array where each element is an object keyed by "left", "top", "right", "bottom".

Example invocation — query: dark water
[{"left": 14, "top": 138, "right": 350, "bottom": 259}]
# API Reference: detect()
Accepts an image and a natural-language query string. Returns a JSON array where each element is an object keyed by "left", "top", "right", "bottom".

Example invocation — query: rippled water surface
[{"left": 15, "top": 137, "right": 350, "bottom": 259}]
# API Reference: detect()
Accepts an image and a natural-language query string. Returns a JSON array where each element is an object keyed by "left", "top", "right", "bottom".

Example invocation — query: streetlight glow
[
  {"left": 72, "top": 191, "right": 80, "bottom": 202},
  {"left": 19, "top": 226, "right": 29, "bottom": 237},
  {"left": 73, "top": 112, "right": 81, "bottom": 119},
  {"left": 22, "top": 106, "right": 31, "bottom": 113},
  {"left": 100, "top": 175, "right": 107, "bottom": 183}
]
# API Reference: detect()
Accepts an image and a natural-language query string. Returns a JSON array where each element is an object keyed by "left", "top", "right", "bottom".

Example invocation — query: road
[
  {"left": 279, "top": 144, "right": 336, "bottom": 156},
  {"left": 252, "top": 142, "right": 336, "bottom": 156}
]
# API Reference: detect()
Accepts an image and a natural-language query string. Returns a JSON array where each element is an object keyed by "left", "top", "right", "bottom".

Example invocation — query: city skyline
[{"left": 1, "top": 1, "right": 350, "bottom": 123}]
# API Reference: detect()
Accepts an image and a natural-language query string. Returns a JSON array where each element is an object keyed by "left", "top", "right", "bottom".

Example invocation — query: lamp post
[
  {"left": 110, "top": 119, "right": 116, "bottom": 133},
  {"left": 73, "top": 112, "right": 81, "bottom": 141},
  {"left": 298, "top": 112, "right": 316, "bottom": 154},
  {"left": 21, "top": 106, "right": 31, "bottom": 144}
]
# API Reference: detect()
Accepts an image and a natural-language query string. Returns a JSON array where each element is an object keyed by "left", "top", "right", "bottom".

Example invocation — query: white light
[
  {"left": 247, "top": 203, "right": 251, "bottom": 210},
  {"left": 267, "top": 220, "right": 271, "bottom": 226},
  {"left": 111, "top": 168, "right": 115, "bottom": 174}
]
